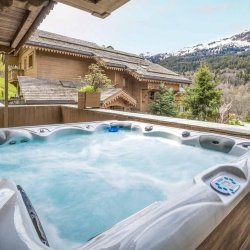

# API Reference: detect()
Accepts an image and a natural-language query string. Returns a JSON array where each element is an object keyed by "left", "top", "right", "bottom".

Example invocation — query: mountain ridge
[{"left": 141, "top": 30, "right": 250, "bottom": 64}]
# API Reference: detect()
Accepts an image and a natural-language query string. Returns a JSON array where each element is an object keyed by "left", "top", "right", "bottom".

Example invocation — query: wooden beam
[
  {"left": 0, "top": 0, "right": 49, "bottom": 9},
  {"left": 11, "top": 3, "right": 44, "bottom": 49},
  {"left": 14, "top": 1, "right": 56, "bottom": 53},
  {"left": 4, "top": 54, "right": 8, "bottom": 128}
]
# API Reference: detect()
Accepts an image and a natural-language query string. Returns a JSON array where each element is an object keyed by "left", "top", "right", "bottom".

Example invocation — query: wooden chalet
[{"left": 11, "top": 30, "right": 191, "bottom": 112}]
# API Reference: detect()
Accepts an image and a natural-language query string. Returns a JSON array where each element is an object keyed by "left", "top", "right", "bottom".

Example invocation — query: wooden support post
[{"left": 4, "top": 54, "right": 8, "bottom": 128}]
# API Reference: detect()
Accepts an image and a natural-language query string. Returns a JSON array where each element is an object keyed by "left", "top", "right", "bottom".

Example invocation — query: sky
[{"left": 39, "top": 0, "right": 250, "bottom": 55}]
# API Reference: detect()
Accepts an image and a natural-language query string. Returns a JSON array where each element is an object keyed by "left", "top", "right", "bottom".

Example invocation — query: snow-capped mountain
[
  {"left": 143, "top": 30, "right": 250, "bottom": 63},
  {"left": 140, "top": 52, "right": 171, "bottom": 63},
  {"left": 175, "top": 29, "right": 250, "bottom": 56}
]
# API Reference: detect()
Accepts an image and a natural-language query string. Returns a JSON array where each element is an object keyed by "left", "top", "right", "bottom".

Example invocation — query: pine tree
[
  {"left": 150, "top": 84, "right": 177, "bottom": 117},
  {"left": 181, "top": 64, "right": 222, "bottom": 121}
]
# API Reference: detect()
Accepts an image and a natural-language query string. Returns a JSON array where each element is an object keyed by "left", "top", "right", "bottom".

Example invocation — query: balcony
[{"left": 9, "top": 69, "right": 24, "bottom": 85}]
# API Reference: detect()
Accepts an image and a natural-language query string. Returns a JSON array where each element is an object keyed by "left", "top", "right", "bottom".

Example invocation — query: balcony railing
[{"left": 9, "top": 69, "right": 24, "bottom": 84}]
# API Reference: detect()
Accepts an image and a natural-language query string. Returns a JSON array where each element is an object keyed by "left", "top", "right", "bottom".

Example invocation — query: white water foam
[{"left": 0, "top": 131, "right": 236, "bottom": 249}]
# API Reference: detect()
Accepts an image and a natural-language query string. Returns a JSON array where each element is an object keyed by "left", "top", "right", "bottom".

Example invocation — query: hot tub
[{"left": 0, "top": 121, "right": 249, "bottom": 250}]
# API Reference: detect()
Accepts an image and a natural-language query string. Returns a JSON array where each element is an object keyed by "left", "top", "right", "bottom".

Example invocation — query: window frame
[
  {"left": 24, "top": 58, "right": 27, "bottom": 70},
  {"left": 122, "top": 77, "right": 128, "bottom": 88},
  {"left": 28, "top": 53, "right": 34, "bottom": 68}
]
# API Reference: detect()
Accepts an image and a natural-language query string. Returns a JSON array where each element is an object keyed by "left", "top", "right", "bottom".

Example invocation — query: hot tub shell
[{"left": 0, "top": 121, "right": 249, "bottom": 250}]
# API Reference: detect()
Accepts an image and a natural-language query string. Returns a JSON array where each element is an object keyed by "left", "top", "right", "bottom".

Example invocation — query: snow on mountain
[
  {"left": 140, "top": 52, "right": 171, "bottom": 63},
  {"left": 143, "top": 29, "right": 250, "bottom": 63},
  {"left": 175, "top": 29, "right": 250, "bottom": 56}
]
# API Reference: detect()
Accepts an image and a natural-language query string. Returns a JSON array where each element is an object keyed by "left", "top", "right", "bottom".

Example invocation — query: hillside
[
  {"left": 143, "top": 30, "right": 250, "bottom": 77},
  {"left": 159, "top": 50, "right": 250, "bottom": 75},
  {"left": 142, "top": 30, "right": 250, "bottom": 118}
]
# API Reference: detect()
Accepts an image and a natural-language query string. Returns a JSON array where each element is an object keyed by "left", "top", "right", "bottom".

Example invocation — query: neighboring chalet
[
  {"left": 11, "top": 30, "right": 191, "bottom": 112},
  {"left": 18, "top": 76, "right": 136, "bottom": 111}
]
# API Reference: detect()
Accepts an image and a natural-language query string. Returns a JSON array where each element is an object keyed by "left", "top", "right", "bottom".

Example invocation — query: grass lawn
[{"left": 0, "top": 77, "right": 16, "bottom": 100}]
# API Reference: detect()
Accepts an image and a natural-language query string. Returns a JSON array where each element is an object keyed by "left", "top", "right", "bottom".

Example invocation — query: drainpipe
[{"left": 4, "top": 54, "right": 8, "bottom": 128}]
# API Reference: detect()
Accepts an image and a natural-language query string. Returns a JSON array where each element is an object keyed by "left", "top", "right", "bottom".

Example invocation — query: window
[
  {"left": 149, "top": 91, "right": 155, "bottom": 100},
  {"left": 28, "top": 54, "right": 33, "bottom": 68},
  {"left": 122, "top": 77, "right": 128, "bottom": 88}
]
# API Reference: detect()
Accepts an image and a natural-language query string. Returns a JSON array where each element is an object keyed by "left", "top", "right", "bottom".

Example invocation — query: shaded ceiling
[
  {"left": 0, "top": 0, "right": 130, "bottom": 53},
  {"left": 59, "top": 0, "right": 130, "bottom": 18}
]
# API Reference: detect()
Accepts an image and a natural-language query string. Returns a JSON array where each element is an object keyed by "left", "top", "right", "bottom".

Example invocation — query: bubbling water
[{"left": 0, "top": 131, "right": 236, "bottom": 249}]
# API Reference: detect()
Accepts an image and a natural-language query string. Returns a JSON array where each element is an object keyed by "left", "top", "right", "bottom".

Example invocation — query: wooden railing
[
  {"left": 0, "top": 105, "right": 249, "bottom": 139},
  {"left": 0, "top": 105, "right": 62, "bottom": 128}
]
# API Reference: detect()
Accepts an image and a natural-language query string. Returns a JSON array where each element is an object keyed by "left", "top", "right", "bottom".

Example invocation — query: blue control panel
[{"left": 210, "top": 176, "right": 240, "bottom": 195}]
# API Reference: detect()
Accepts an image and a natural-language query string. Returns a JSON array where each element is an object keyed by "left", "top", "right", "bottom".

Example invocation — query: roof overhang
[
  {"left": 23, "top": 43, "right": 94, "bottom": 58},
  {"left": 141, "top": 75, "right": 192, "bottom": 84},
  {"left": 0, "top": 0, "right": 130, "bottom": 54},
  {"left": 58, "top": 0, "right": 130, "bottom": 18},
  {"left": 0, "top": 0, "right": 56, "bottom": 54}
]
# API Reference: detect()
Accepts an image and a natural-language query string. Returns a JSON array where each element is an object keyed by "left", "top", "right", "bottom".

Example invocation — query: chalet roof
[
  {"left": 25, "top": 30, "right": 191, "bottom": 84},
  {"left": 18, "top": 76, "right": 81, "bottom": 104},
  {"left": 18, "top": 76, "right": 136, "bottom": 108}
]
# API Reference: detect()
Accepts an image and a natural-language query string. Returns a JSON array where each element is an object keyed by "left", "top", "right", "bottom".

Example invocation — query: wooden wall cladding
[
  {"left": 0, "top": 106, "right": 62, "bottom": 128},
  {"left": 198, "top": 193, "right": 250, "bottom": 250},
  {"left": 0, "top": 108, "right": 4, "bottom": 128},
  {"left": 37, "top": 51, "right": 91, "bottom": 81}
]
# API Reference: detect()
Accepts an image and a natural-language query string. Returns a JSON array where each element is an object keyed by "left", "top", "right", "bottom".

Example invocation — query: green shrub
[
  {"left": 244, "top": 114, "right": 250, "bottom": 123},
  {"left": 227, "top": 113, "right": 244, "bottom": 126},
  {"left": 227, "top": 119, "right": 244, "bottom": 126},
  {"left": 79, "top": 85, "right": 97, "bottom": 93},
  {"left": 177, "top": 111, "right": 193, "bottom": 119}
]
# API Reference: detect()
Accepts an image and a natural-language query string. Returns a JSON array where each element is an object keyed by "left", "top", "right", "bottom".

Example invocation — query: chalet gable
[{"left": 101, "top": 88, "right": 136, "bottom": 109}]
